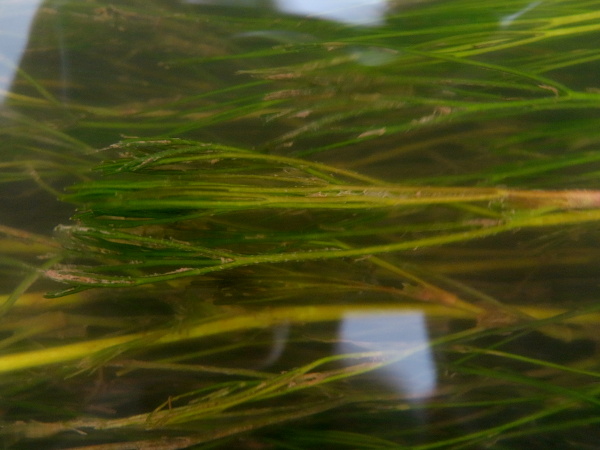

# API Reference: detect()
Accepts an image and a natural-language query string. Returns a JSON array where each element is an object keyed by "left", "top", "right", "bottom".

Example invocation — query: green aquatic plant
[
  {"left": 43, "top": 139, "right": 600, "bottom": 312},
  {"left": 1, "top": 0, "right": 600, "bottom": 448},
  {"left": 3, "top": 138, "right": 600, "bottom": 449}
]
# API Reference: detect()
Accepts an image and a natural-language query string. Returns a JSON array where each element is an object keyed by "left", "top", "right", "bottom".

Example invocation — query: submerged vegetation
[{"left": 2, "top": 0, "right": 600, "bottom": 448}]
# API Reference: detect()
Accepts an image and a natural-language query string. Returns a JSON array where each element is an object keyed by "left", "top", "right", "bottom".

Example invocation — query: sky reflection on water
[{"left": 336, "top": 311, "right": 437, "bottom": 399}]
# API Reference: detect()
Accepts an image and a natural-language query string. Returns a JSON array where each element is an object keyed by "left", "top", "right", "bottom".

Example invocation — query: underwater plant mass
[{"left": 2, "top": 0, "right": 600, "bottom": 448}]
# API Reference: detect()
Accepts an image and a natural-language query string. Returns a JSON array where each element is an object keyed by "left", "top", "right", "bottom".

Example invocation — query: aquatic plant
[{"left": 1, "top": 0, "right": 600, "bottom": 448}]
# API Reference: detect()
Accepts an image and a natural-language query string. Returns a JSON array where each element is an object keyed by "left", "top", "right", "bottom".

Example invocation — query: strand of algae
[
  {"left": 2, "top": 346, "right": 429, "bottom": 443},
  {"left": 4, "top": 297, "right": 598, "bottom": 375},
  {"left": 45, "top": 139, "right": 600, "bottom": 292},
  {"left": 0, "top": 303, "right": 458, "bottom": 374},
  {"left": 4, "top": 308, "right": 599, "bottom": 446}
]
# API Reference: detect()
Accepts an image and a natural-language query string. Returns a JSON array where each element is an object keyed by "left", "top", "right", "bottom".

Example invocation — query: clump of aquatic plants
[
  {"left": 44, "top": 138, "right": 600, "bottom": 313},
  {"left": 3, "top": 138, "right": 600, "bottom": 449},
  {"left": 1, "top": 0, "right": 600, "bottom": 448}
]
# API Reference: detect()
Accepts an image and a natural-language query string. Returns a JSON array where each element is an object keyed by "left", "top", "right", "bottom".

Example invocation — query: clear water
[{"left": 1, "top": 1, "right": 600, "bottom": 448}]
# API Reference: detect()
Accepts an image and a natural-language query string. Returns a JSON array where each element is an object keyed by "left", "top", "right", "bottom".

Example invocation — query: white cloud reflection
[
  {"left": 277, "top": 0, "right": 388, "bottom": 26},
  {"left": 0, "top": 0, "right": 43, "bottom": 99},
  {"left": 336, "top": 311, "right": 437, "bottom": 399},
  {"left": 184, "top": 0, "right": 388, "bottom": 26}
]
